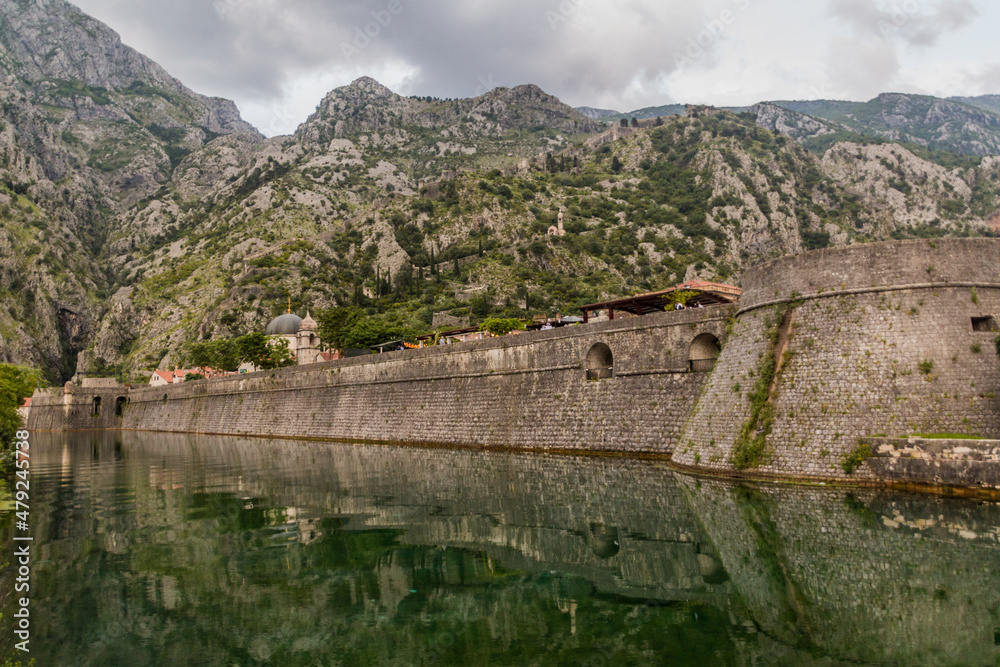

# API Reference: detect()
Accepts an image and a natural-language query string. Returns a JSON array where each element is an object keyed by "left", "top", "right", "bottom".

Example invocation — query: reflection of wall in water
[
  {"left": 29, "top": 432, "right": 734, "bottom": 606},
  {"left": 680, "top": 476, "right": 1000, "bottom": 666}
]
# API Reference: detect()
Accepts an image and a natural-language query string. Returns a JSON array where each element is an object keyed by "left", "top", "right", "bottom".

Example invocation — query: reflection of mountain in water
[{"left": 6, "top": 432, "right": 1000, "bottom": 665}]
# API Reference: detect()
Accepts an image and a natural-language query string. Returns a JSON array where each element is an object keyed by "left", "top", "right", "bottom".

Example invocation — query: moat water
[{"left": 3, "top": 432, "right": 1000, "bottom": 666}]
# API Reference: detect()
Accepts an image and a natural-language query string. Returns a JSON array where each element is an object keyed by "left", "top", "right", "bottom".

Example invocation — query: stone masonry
[
  {"left": 29, "top": 307, "right": 730, "bottom": 455},
  {"left": 674, "top": 238, "right": 1000, "bottom": 482}
]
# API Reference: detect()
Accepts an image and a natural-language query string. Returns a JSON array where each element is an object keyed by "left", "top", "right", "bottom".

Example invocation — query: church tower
[{"left": 296, "top": 312, "right": 321, "bottom": 365}]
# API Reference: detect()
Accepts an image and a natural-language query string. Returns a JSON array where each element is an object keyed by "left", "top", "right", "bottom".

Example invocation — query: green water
[{"left": 3, "top": 432, "right": 1000, "bottom": 666}]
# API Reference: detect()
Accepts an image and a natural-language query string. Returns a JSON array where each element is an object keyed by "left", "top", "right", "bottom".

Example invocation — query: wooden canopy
[{"left": 579, "top": 281, "right": 741, "bottom": 322}]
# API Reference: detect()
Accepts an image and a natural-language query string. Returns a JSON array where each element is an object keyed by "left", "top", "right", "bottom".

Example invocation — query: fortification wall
[
  {"left": 674, "top": 238, "right": 1000, "bottom": 481},
  {"left": 31, "top": 308, "right": 730, "bottom": 455},
  {"left": 27, "top": 386, "right": 128, "bottom": 431}
]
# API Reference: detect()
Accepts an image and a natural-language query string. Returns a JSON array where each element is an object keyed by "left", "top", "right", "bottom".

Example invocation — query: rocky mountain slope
[
  {"left": 0, "top": 0, "right": 257, "bottom": 378},
  {"left": 584, "top": 93, "right": 1000, "bottom": 159},
  {"left": 88, "top": 97, "right": 1000, "bottom": 377},
  {"left": 0, "top": 1, "right": 997, "bottom": 382},
  {"left": 770, "top": 94, "right": 1000, "bottom": 157}
]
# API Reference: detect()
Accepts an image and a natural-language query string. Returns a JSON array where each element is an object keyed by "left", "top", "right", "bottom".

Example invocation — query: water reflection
[{"left": 2, "top": 431, "right": 999, "bottom": 666}]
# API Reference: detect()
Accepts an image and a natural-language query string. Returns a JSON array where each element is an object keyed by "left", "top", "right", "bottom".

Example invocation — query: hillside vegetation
[{"left": 0, "top": 1, "right": 997, "bottom": 381}]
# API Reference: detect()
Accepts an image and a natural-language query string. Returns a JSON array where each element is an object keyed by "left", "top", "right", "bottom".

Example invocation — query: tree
[
  {"left": 237, "top": 332, "right": 296, "bottom": 370},
  {"left": 666, "top": 290, "right": 699, "bottom": 308},
  {"left": 619, "top": 118, "right": 628, "bottom": 128},
  {"left": 316, "top": 306, "right": 365, "bottom": 350},
  {"left": 184, "top": 373, "right": 205, "bottom": 382},
  {"left": 480, "top": 318, "right": 526, "bottom": 337},
  {"left": 655, "top": 116, "right": 663, "bottom": 126},
  {"left": 188, "top": 333, "right": 295, "bottom": 371},
  {"left": 187, "top": 339, "right": 242, "bottom": 372},
  {"left": 630, "top": 117, "right": 638, "bottom": 127},
  {"left": 610, "top": 156, "right": 623, "bottom": 174},
  {"left": 0, "top": 364, "right": 46, "bottom": 472}
]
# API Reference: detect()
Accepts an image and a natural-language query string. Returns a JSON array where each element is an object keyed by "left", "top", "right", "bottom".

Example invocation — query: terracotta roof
[{"left": 153, "top": 370, "right": 175, "bottom": 383}]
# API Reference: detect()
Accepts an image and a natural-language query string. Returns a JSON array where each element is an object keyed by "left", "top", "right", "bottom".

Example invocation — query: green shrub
[
  {"left": 917, "top": 359, "right": 934, "bottom": 375},
  {"left": 480, "top": 318, "right": 526, "bottom": 337},
  {"left": 842, "top": 443, "right": 873, "bottom": 474}
]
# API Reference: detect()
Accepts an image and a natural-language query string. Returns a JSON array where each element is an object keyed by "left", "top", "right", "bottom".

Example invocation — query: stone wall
[
  {"left": 30, "top": 308, "right": 730, "bottom": 455},
  {"left": 28, "top": 386, "right": 128, "bottom": 431},
  {"left": 674, "top": 238, "right": 1000, "bottom": 481}
]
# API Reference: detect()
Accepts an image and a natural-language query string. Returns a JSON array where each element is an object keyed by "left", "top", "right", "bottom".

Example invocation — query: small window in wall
[
  {"left": 586, "top": 343, "right": 614, "bottom": 381},
  {"left": 972, "top": 316, "right": 998, "bottom": 332},
  {"left": 688, "top": 333, "right": 721, "bottom": 372},
  {"left": 115, "top": 396, "right": 127, "bottom": 417},
  {"left": 92, "top": 396, "right": 102, "bottom": 417}
]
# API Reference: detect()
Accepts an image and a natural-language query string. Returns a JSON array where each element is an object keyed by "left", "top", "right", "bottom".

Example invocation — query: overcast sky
[{"left": 72, "top": 0, "right": 1000, "bottom": 136}]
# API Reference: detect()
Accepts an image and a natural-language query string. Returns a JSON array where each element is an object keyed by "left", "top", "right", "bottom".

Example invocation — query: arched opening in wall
[
  {"left": 92, "top": 396, "right": 101, "bottom": 417},
  {"left": 162, "top": 394, "right": 168, "bottom": 404},
  {"left": 115, "top": 396, "right": 127, "bottom": 417},
  {"left": 586, "top": 343, "right": 614, "bottom": 381},
  {"left": 689, "top": 334, "right": 721, "bottom": 372}
]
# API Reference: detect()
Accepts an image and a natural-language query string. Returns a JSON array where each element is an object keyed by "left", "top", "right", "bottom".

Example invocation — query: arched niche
[
  {"left": 586, "top": 343, "right": 614, "bottom": 381},
  {"left": 688, "top": 333, "right": 721, "bottom": 372}
]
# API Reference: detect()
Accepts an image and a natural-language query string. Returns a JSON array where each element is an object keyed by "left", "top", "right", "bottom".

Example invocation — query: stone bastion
[{"left": 672, "top": 237, "right": 1000, "bottom": 488}]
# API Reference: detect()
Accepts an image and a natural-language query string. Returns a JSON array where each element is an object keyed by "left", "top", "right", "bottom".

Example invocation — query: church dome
[{"left": 265, "top": 313, "right": 302, "bottom": 335}]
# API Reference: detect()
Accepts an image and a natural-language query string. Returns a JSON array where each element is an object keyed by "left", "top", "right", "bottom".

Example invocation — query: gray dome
[{"left": 265, "top": 313, "right": 302, "bottom": 335}]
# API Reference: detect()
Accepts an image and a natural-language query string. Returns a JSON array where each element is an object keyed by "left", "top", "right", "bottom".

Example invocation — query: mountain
[
  {"left": 87, "top": 99, "right": 1000, "bottom": 377},
  {"left": 576, "top": 106, "right": 621, "bottom": 119},
  {"left": 578, "top": 104, "right": 692, "bottom": 126},
  {"left": 769, "top": 93, "right": 1000, "bottom": 157},
  {"left": 588, "top": 93, "right": 1000, "bottom": 158},
  {"left": 0, "top": 1, "right": 997, "bottom": 382},
  {"left": 0, "top": 0, "right": 257, "bottom": 378},
  {"left": 950, "top": 94, "right": 1000, "bottom": 117}
]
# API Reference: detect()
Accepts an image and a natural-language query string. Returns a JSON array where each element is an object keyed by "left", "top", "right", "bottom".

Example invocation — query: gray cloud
[
  {"left": 827, "top": 0, "right": 977, "bottom": 47},
  {"left": 823, "top": 0, "right": 978, "bottom": 99},
  {"left": 72, "top": 0, "right": 742, "bottom": 110},
  {"left": 68, "top": 0, "right": 992, "bottom": 134}
]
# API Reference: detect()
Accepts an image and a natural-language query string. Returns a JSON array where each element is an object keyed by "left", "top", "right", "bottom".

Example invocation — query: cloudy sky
[{"left": 72, "top": 0, "right": 1000, "bottom": 136}]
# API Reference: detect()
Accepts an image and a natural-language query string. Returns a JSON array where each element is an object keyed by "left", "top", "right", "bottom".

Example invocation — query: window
[
  {"left": 115, "top": 396, "right": 127, "bottom": 417},
  {"left": 688, "top": 333, "right": 721, "bottom": 372},
  {"left": 972, "top": 316, "right": 998, "bottom": 332},
  {"left": 586, "top": 343, "right": 614, "bottom": 380},
  {"left": 92, "top": 396, "right": 102, "bottom": 417}
]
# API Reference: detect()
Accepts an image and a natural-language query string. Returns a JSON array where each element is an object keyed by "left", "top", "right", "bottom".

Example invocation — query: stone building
[{"left": 264, "top": 312, "right": 324, "bottom": 366}]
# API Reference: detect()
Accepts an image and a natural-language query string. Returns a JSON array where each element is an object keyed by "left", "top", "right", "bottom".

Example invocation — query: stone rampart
[
  {"left": 27, "top": 385, "right": 129, "bottom": 431},
  {"left": 30, "top": 307, "right": 730, "bottom": 455},
  {"left": 674, "top": 238, "right": 1000, "bottom": 482}
]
